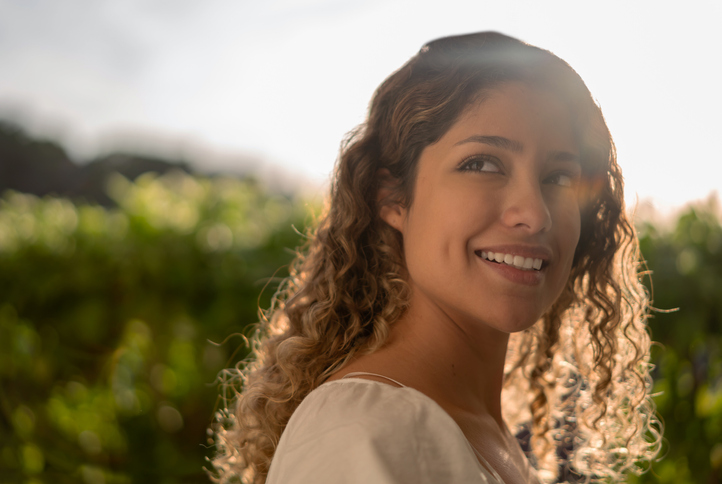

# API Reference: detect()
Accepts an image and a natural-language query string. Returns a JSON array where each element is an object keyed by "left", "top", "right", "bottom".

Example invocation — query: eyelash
[
  {"left": 457, "top": 155, "right": 502, "bottom": 173},
  {"left": 544, "top": 171, "right": 579, "bottom": 187},
  {"left": 458, "top": 156, "right": 579, "bottom": 187}
]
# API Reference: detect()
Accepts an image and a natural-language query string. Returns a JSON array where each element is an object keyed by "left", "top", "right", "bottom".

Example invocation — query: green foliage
[
  {"left": 629, "top": 197, "right": 722, "bottom": 484},
  {"left": 0, "top": 171, "right": 313, "bottom": 483}
]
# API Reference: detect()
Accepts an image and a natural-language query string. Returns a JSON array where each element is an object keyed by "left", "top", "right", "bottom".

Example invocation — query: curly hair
[{"left": 209, "top": 32, "right": 661, "bottom": 484}]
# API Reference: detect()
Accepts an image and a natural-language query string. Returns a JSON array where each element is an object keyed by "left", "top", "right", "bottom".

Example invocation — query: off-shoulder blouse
[{"left": 266, "top": 375, "right": 504, "bottom": 483}]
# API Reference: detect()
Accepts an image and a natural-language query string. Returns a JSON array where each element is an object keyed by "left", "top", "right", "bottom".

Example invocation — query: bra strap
[
  {"left": 341, "top": 372, "right": 406, "bottom": 388},
  {"left": 471, "top": 447, "right": 504, "bottom": 482}
]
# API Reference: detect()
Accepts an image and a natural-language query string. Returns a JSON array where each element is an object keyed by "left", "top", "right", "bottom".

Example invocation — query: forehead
[
  {"left": 463, "top": 83, "right": 573, "bottom": 133},
  {"left": 430, "top": 82, "right": 579, "bottom": 156}
]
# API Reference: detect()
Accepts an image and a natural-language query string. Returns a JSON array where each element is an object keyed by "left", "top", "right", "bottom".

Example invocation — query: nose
[{"left": 499, "top": 179, "right": 552, "bottom": 234}]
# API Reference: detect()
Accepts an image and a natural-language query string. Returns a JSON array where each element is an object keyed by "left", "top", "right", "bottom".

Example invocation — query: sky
[{"left": 0, "top": 0, "right": 720, "bottom": 214}]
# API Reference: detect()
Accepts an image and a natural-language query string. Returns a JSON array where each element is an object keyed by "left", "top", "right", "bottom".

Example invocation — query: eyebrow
[
  {"left": 455, "top": 135, "right": 580, "bottom": 163},
  {"left": 454, "top": 135, "right": 524, "bottom": 153},
  {"left": 550, "top": 151, "right": 581, "bottom": 164}
]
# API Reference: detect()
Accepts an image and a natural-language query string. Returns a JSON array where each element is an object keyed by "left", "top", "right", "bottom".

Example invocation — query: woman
[{"left": 210, "top": 32, "right": 660, "bottom": 483}]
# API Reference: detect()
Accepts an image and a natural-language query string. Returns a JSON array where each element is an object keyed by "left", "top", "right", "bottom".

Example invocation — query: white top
[{"left": 265, "top": 374, "right": 504, "bottom": 483}]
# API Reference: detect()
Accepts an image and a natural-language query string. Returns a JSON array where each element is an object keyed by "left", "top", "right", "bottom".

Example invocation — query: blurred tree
[
  {"left": 0, "top": 121, "right": 194, "bottom": 206},
  {"left": 0, "top": 122, "right": 77, "bottom": 197},
  {"left": 629, "top": 196, "right": 722, "bottom": 484},
  {"left": 0, "top": 171, "right": 313, "bottom": 483}
]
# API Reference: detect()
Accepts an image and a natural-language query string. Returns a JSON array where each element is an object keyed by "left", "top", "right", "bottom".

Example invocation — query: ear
[{"left": 377, "top": 168, "right": 406, "bottom": 232}]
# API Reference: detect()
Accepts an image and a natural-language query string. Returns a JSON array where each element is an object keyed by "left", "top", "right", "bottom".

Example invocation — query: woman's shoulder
[
  {"left": 266, "top": 378, "right": 496, "bottom": 483},
  {"left": 277, "top": 380, "right": 428, "bottom": 445}
]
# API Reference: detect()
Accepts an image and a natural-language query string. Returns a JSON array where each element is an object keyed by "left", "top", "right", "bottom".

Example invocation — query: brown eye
[
  {"left": 545, "top": 171, "right": 578, "bottom": 187},
  {"left": 459, "top": 156, "right": 502, "bottom": 173}
]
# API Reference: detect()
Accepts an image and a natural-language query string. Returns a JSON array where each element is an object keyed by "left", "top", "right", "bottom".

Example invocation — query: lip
[{"left": 473, "top": 244, "right": 552, "bottom": 286}]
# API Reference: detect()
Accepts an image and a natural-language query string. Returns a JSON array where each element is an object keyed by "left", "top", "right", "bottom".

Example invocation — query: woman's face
[{"left": 382, "top": 82, "right": 581, "bottom": 334}]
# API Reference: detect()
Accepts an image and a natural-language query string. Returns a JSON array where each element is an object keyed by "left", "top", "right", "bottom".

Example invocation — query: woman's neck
[
  {"left": 388, "top": 299, "right": 510, "bottom": 425},
  {"left": 336, "top": 294, "right": 511, "bottom": 428}
]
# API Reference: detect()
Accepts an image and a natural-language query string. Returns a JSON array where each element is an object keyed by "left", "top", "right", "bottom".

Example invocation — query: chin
[{"left": 492, "top": 311, "right": 544, "bottom": 334}]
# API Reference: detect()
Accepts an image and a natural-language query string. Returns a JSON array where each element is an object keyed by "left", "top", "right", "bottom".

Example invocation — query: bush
[
  {"left": 629, "top": 198, "right": 722, "bottom": 484},
  {"left": 0, "top": 171, "right": 312, "bottom": 483}
]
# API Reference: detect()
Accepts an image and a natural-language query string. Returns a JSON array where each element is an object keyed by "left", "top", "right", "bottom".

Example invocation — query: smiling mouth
[{"left": 474, "top": 250, "right": 545, "bottom": 271}]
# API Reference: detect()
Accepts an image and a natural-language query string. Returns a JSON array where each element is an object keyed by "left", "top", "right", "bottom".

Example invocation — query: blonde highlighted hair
[{"left": 209, "top": 32, "right": 661, "bottom": 483}]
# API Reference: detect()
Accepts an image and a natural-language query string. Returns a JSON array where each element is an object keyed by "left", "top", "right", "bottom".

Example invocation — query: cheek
[
  {"left": 557, "top": 203, "right": 582, "bottom": 263},
  {"left": 401, "top": 191, "right": 479, "bottom": 273}
]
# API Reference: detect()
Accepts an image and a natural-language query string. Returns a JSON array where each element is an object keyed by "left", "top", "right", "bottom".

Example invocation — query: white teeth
[{"left": 477, "top": 251, "right": 544, "bottom": 271}]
